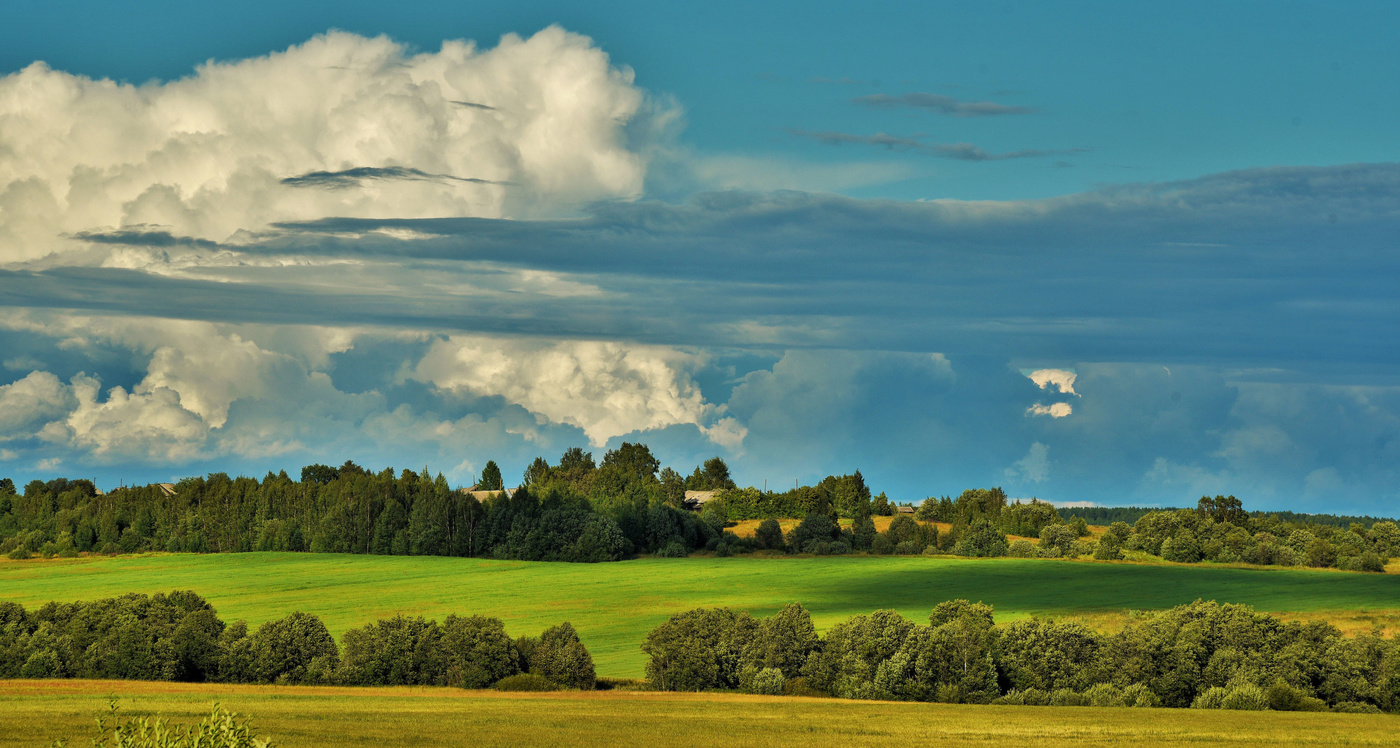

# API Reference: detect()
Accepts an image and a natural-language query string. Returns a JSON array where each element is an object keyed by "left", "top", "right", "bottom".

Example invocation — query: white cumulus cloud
[
  {"left": 411, "top": 335, "right": 739, "bottom": 447},
  {"left": 0, "top": 26, "right": 658, "bottom": 264},
  {"left": 1028, "top": 368, "right": 1078, "bottom": 395},
  {"left": 0, "top": 370, "right": 76, "bottom": 440},
  {"left": 1027, "top": 402, "right": 1073, "bottom": 418}
]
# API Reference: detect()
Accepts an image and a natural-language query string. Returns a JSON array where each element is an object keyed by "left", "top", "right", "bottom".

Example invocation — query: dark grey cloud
[
  {"left": 786, "top": 128, "right": 1084, "bottom": 161},
  {"left": 68, "top": 228, "right": 221, "bottom": 250},
  {"left": 854, "top": 92, "right": 1034, "bottom": 117},
  {"left": 5, "top": 163, "right": 1399, "bottom": 376},
  {"left": 6, "top": 163, "right": 1400, "bottom": 512},
  {"left": 450, "top": 100, "right": 498, "bottom": 110},
  {"left": 280, "top": 166, "right": 508, "bottom": 189}
]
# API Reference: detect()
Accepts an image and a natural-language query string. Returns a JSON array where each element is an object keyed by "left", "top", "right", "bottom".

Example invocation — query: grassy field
[
  {"left": 2, "top": 553, "right": 1397, "bottom": 678},
  {"left": 1, "top": 680, "right": 1395, "bottom": 747}
]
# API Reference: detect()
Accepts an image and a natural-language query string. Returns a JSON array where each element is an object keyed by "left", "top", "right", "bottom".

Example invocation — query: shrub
[
  {"left": 1191, "top": 686, "right": 1229, "bottom": 709},
  {"left": 871, "top": 535, "right": 894, "bottom": 555},
  {"left": 995, "top": 688, "right": 1049, "bottom": 706},
  {"left": 1048, "top": 688, "right": 1086, "bottom": 707},
  {"left": 753, "top": 518, "right": 784, "bottom": 551},
  {"left": 441, "top": 614, "right": 520, "bottom": 689},
  {"left": 893, "top": 540, "right": 920, "bottom": 555},
  {"left": 746, "top": 667, "right": 785, "bottom": 695},
  {"left": 21, "top": 649, "right": 62, "bottom": 678},
  {"left": 1357, "top": 552, "right": 1386, "bottom": 573},
  {"left": 1122, "top": 682, "right": 1161, "bottom": 708},
  {"left": 954, "top": 518, "right": 1007, "bottom": 558},
  {"left": 1219, "top": 683, "right": 1268, "bottom": 711},
  {"left": 1039, "top": 524, "right": 1077, "bottom": 556},
  {"left": 655, "top": 540, "right": 690, "bottom": 558},
  {"left": 807, "top": 540, "right": 850, "bottom": 555},
  {"left": 493, "top": 673, "right": 558, "bottom": 692},
  {"left": 643, "top": 608, "right": 758, "bottom": 691},
  {"left": 1093, "top": 534, "right": 1124, "bottom": 560},
  {"left": 50, "top": 702, "right": 273, "bottom": 748},
  {"left": 781, "top": 676, "right": 825, "bottom": 698},
  {"left": 1265, "top": 681, "right": 1327, "bottom": 711},
  {"left": 1331, "top": 701, "right": 1382, "bottom": 714},
  {"left": 993, "top": 690, "right": 1025, "bottom": 705},
  {"left": 1008, "top": 539, "right": 1036, "bottom": 558},
  {"left": 530, "top": 622, "right": 596, "bottom": 690},
  {"left": 1084, "top": 682, "right": 1126, "bottom": 707},
  {"left": 250, "top": 612, "right": 338, "bottom": 684},
  {"left": 7, "top": 545, "right": 30, "bottom": 560}
]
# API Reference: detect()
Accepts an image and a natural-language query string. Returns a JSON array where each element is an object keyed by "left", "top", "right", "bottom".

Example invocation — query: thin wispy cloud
[
  {"left": 786, "top": 128, "right": 1082, "bottom": 161},
  {"left": 280, "top": 166, "right": 510, "bottom": 189},
  {"left": 451, "top": 100, "right": 498, "bottom": 110},
  {"left": 854, "top": 92, "right": 1034, "bottom": 117}
]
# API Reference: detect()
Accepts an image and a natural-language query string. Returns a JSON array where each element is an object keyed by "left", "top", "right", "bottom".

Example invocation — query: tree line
[
  {"left": 0, "top": 591, "right": 593, "bottom": 690},
  {"left": 1, "top": 461, "right": 1395, "bottom": 571},
  {"left": 6, "top": 590, "right": 1398, "bottom": 714},
  {"left": 642, "top": 600, "right": 1398, "bottom": 713}
]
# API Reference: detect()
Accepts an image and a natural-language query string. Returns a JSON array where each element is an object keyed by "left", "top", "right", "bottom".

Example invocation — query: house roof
[
  {"left": 458, "top": 487, "right": 516, "bottom": 500},
  {"left": 682, "top": 490, "right": 719, "bottom": 510}
]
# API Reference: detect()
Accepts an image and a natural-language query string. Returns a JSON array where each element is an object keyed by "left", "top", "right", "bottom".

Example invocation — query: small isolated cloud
[
  {"left": 786, "top": 129, "right": 1081, "bottom": 161},
  {"left": 1028, "top": 368, "right": 1078, "bottom": 395},
  {"left": 1005, "top": 441, "right": 1050, "bottom": 483},
  {"left": 1027, "top": 402, "right": 1073, "bottom": 418},
  {"left": 853, "top": 92, "right": 1034, "bottom": 117}
]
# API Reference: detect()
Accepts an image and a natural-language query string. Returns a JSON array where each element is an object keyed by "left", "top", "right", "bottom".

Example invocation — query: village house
[{"left": 682, "top": 490, "right": 718, "bottom": 511}]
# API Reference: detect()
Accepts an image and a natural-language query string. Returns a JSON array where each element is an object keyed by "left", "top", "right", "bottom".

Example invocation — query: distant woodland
[{"left": 1, "top": 444, "right": 1395, "bottom": 570}]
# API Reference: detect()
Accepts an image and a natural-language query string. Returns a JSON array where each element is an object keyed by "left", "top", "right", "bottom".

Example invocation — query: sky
[{"left": 1, "top": 1, "right": 1398, "bottom": 514}]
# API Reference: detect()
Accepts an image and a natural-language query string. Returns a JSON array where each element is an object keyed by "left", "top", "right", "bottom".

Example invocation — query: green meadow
[
  {"left": 2, "top": 680, "right": 1397, "bottom": 748},
  {"left": 3, "top": 553, "right": 1397, "bottom": 678}
]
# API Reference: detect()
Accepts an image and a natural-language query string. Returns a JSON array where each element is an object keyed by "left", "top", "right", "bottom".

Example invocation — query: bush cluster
[
  {"left": 0, "top": 592, "right": 593, "bottom": 690},
  {"left": 643, "top": 599, "right": 1400, "bottom": 713}
]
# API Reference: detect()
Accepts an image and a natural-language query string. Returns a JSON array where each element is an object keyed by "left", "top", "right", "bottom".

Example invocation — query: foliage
[
  {"left": 641, "top": 608, "right": 757, "bottom": 691},
  {"left": 3, "top": 592, "right": 595, "bottom": 693},
  {"left": 643, "top": 599, "right": 1400, "bottom": 712},
  {"left": 528, "top": 622, "right": 597, "bottom": 690},
  {"left": 478, "top": 461, "right": 503, "bottom": 491},
  {"left": 493, "top": 673, "right": 559, "bottom": 691},
  {"left": 48, "top": 701, "right": 273, "bottom": 748}
]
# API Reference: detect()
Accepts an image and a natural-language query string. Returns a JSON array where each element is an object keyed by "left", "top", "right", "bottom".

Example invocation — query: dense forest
[
  {"left": 0, "top": 450, "right": 1394, "bottom": 571},
  {"left": 642, "top": 600, "right": 1399, "bottom": 713}
]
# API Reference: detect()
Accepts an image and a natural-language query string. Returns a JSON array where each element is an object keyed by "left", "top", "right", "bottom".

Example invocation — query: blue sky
[{"left": 1, "top": 2, "right": 1398, "bottom": 513}]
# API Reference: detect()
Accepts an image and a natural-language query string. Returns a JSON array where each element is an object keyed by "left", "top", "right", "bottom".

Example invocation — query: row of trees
[
  {"left": 1103, "top": 497, "right": 1397, "bottom": 572},
  {"left": 0, "top": 592, "right": 593, "bottom": 690},
  {"left": 0, "top": 447, "right": 751, "bottom": 562},
  {"left": 642, "top": 600, "right": 1399, "bottom": 712},
  {"left": 2, "top": 467, "right": 1394, "bottom": 571}
]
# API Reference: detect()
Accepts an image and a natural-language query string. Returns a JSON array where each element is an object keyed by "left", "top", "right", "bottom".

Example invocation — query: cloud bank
[{"left": 0, "top": 29, "right": 1397, "bottom": 513}]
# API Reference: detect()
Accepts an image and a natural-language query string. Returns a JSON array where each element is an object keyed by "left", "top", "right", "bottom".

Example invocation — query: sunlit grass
[
  {"left": 1, "top": 680, "right": 1394, "bottom": 748},
  {"left": 2, "top": 552, "right": 1396, "bottom": 677}
]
